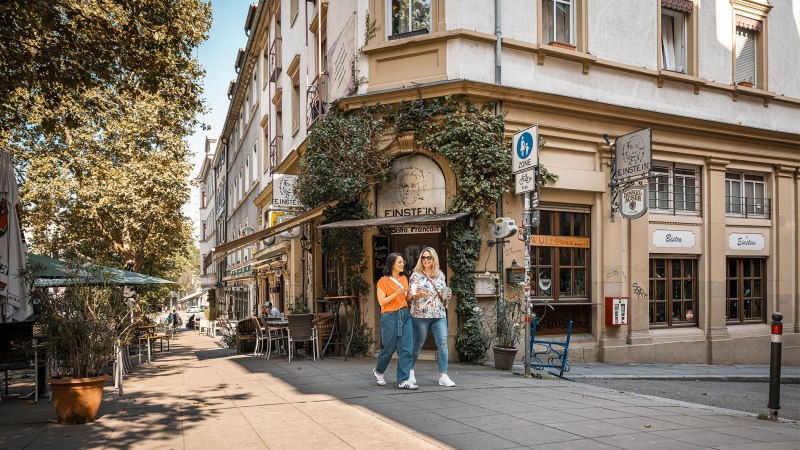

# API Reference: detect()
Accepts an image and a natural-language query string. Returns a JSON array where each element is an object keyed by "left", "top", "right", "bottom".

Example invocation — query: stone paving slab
[{"left": 1, "top": 330, "right": 798, "bottom": 449}]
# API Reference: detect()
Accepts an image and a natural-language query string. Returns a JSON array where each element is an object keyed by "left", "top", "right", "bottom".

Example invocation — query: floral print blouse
[{"left": 409, "top": 270, "right": 447, "bottom": 319}]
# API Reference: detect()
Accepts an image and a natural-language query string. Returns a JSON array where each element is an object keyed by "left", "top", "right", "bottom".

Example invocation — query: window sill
[
  {"left": 731, "top": 83, "right": 776, "bottom": 106},
  {"left": 388, "top": 29, "right": 429, "bottom": 41},
  {"left": 536, "top": 44, "right": 597, "bottom": 74},
  {"left": 656, "top": 70, "right": 706, "bottom": 94}
]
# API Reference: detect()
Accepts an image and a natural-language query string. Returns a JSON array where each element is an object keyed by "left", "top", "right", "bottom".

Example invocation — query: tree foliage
[{"left": 0, "top": 1, "right": 211, "bottom": 304}]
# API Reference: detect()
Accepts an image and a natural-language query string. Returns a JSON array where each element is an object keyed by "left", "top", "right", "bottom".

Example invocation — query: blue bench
[{"left": 528, "top": 316, "right": 573, "bottom": 380}]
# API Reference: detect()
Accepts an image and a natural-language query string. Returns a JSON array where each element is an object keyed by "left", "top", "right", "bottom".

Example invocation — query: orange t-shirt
[{"left": 377, "top": 275, "right": 411, "bottom": 313}]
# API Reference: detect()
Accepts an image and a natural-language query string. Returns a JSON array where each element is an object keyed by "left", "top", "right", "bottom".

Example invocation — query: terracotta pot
[
  {"left": 492, "top": 346, "right": 519, "bottom": 370},
  {"left": 48, "top": 374, "right": 108, "bottom": 424}
]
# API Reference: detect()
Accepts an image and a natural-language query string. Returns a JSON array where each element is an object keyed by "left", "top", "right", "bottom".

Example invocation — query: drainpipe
[{"left": 495, "top": 0, "right": 504, "bottom": 302}]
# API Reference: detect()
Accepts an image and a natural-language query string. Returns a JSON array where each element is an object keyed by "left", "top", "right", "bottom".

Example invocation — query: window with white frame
[
  {"left": 661, "top": 7, "right": 687, "bottom": 72},
  {"left": 648, "top": 164, "right": 700, "bottom": 214},
  {"left": 725, "top": 173, "right": 767, "bottom": 217},
  {"left": 388, "top": 0, "right": 431, "bottom": 38},
  {"left": 543, "top": 0, "right": 574, "bottom": 45}
]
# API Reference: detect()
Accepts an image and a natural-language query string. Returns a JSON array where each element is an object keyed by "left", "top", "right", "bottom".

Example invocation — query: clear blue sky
[{"left": 185, "top": 0, "right": 252, "bottom": 238}]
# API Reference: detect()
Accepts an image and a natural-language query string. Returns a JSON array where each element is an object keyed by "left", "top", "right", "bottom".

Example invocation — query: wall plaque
[
  {"left": 653, "top": 229, "right": 695, "bottom": 248},
  {"left": 729, "top": 233, "right": 765, "bottom": 250}
]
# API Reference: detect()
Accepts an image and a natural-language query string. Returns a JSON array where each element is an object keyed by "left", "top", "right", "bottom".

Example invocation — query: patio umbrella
[
  {"left": 27, "top": 253, "right": 176, "bottom": 287},
  {"left": 0, "top": 151, "right": 31, "bottom": 321}
]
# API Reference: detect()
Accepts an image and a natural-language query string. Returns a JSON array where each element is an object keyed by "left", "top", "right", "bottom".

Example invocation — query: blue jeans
[
  {"left": 411, "top": 317, "right": 448, "bottom": 374},
  {"left": 375, "top": 308, "right": 413, "bottom": 383}
]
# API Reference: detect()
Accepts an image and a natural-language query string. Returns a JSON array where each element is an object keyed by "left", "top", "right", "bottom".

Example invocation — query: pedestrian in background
[
  {"left": 372, "top": 253, "right": 417, "bottom": 390},
  {"left": 408, "top": 247, "right": 455, "bottom": 387}
]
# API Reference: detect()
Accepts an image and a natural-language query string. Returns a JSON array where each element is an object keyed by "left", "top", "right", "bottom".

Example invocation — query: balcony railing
[
  {"left": 648, "top": 173, "right": 702, "bottom": 216},
  {"left": 269, "top": 135, "right": 282, "bottom": 173},
  {"left": 269, "top": 38, "right": 282, "bottom": 82},
  {"left": 306, "top": 73, "right": 328, "bottom": 129},
  {"left": 725, "top": 195, "right": 771, "bottom": 218}
]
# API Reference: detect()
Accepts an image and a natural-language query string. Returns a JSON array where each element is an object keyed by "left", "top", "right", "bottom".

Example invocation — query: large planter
[
  {"left": 492, "top": 346, "right": 519, "bottom": 370},
  {"left": 48, "top": 374, "right": 109, "bottom": 424}
]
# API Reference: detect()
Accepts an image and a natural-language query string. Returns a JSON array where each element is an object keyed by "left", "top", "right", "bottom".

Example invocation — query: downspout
[{"left": 495, "top": 0, "right": 504, "bottom": 301}]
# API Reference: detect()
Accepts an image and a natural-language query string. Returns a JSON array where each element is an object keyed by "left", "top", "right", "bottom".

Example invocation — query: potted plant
[
  {"left": 27, "top": 268, "right": 135, "bottom": 424},
  {"left": 287, "top": 294, "right": 309, "bottom": 315},
  {"left": 490, "top": 298, "right": 524, "bottom": 370}
]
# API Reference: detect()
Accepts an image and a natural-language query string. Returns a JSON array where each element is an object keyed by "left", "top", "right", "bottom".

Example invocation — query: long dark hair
[{"left": 383, "top": 252, "right": 403, "bottom": 277}]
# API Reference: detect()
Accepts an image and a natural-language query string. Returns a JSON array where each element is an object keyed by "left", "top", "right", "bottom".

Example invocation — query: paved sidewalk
[
  {"left": 513, "top": 361, "right": 800, "bottom": 383},
  {"left": 1, "top": 331, "right": 798, "bottom": 449}
]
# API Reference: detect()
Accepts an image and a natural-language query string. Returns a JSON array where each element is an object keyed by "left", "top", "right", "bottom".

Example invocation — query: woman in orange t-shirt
[{"left": 372, "top": 253, "right": 417, "bottom": 389}]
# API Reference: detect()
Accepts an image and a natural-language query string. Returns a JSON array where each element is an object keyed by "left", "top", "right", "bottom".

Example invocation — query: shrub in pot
[
  {"left": 27, "top": 268, "right": 135, "bottom": 424},
  {"left": 479, "top": 297, "right": 524, "bottom": 370}
]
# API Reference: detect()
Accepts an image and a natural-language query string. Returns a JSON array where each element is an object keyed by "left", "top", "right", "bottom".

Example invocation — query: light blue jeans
[
  {"left": 411, "top": 317, "right": 448, "bottom": 374},
  {"left": 375, "top": 308, "right": 413, "bottom": 383}
]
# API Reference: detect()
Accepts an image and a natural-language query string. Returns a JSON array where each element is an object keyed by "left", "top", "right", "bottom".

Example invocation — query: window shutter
[{"left": 735, "top": 26, "right": 756, "bottom": 84}]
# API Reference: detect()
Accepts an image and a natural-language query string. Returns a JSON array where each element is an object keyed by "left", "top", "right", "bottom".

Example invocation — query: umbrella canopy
[
  {"left": 0, "top": 151, "right": 31, "bottom": 322},
  {"left": 28, "top": 253, "right": 176, "bottom": 287}
]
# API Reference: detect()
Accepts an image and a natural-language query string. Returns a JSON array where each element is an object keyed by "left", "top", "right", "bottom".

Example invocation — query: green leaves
[{"left": 2, "top": 1, "right": 211, "bottom": 308}]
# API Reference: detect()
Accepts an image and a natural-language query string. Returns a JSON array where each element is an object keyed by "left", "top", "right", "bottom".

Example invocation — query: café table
[{"left": 315, "top": 296, "right": 357, "bottom": 360}]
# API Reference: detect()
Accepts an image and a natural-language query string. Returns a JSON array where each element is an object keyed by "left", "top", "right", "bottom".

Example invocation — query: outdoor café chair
[{"left": 286, "top": 313, "right": 317, "bottom": 362}]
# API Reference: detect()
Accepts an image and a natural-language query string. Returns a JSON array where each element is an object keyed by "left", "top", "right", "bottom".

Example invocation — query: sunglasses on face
[{"left": 421, "top": 255, "right": 432, "bottom": 261}]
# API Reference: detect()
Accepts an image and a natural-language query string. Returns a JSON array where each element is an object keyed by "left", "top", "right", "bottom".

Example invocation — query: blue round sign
[{"left": 516, "top": 132, "right": 534, "bottom": 160}]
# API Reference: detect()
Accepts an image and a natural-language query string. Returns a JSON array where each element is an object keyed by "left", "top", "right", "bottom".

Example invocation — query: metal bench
[{"left": 528, "top": 316, "right": 573, "bottom": 380}]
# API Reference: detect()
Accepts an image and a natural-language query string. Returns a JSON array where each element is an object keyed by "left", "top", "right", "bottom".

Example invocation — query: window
[
  {"left": 725, "top": 173, "right": 768, "bottom": 217},
  {"left": 661, "top": 5, "right": 688, "bottom": 73},
  {"left": 201, "top": 190, "right": 206, "bottom": 209},
  {"left": 734, "top": 24, "right": 757, "bottom": 85},
  {"left": 726, "top": 258, "right": 765, "bottom": 323},
  {"left": 202, "top": 222, "right": 207, "bottom": 241},
  {"left": 291, "top": 72, "right": 300, "bottom": 134},
  {"left": 529, "top": 210, "right": 590, "bottom": 302},
  {"left": 649, "top": 258, "right": 697, "bottom": 327},
  {"left": 252, "top": 145, "right": 258, "bottom": 183},
  {"left": 543, "top": 0, "right": 574, "bottom": 45},
  {"left": 388, "top": 0, "right": 431, "bottom": 39},
  {"left": 648, "top": 164, "right": 701, "bottom": 214},
  {"left": 731, "top": 0, "right": 771, "bottom": 90}
]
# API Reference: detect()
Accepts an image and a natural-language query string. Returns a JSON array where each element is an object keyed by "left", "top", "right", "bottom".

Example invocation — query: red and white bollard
[{"left": 768, "top": 312, "right": 783, "bottom": 420}]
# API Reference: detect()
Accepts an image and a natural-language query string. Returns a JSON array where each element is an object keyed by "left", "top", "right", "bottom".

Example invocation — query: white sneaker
[
  {"left": 439, "top": 374, "right": 455, "bottom": 387},
  {"left": 372, "top": 369, "right": 386, "bottom": 386},
  {"left": 398, "top": 380, "right": 418, "bottom": 390},
  {"left": 408, "top": 369, "right": 416, "bottom": 385}
]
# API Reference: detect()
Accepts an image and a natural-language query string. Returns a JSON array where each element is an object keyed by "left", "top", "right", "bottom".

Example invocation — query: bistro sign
[
  {"left": 653, "top": 229, "right": 695, "bottom": 248},
  {"left": 530, "top": 235, "right": 590, "bottom": 248},
  {"left": 272, "top": 174, "right": 300, "bottom": 208}
]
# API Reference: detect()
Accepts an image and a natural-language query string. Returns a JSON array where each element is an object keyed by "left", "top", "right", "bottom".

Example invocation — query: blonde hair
[{"left": 413, "top": 247, "right": 442, "bottom": 278}]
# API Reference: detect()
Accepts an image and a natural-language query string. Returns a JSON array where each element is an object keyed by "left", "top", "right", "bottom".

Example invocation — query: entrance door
[{"left": 389, "top": 233, "right": 445, "bottom": 351}]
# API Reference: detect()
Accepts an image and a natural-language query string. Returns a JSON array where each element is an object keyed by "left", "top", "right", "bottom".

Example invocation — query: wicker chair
[
  {"left": 313, "top": 313, "right": 334, "bottom": 358},
  {"left": 286, "top": 314, "right": 317, "bottom": 362}
]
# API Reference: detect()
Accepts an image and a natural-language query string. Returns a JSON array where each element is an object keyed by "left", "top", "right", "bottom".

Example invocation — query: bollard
[{"left": 767, "top": 312, "right": 783, "bottom": 420}]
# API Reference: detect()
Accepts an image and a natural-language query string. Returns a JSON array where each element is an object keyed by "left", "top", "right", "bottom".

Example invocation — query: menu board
[{"left": 373, "top": 236, "right": 389, "bottom": 283}]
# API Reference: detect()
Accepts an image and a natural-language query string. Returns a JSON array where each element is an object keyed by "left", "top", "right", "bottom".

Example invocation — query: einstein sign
[
  {"left": 614, "top": 128, "right": 652, "bottom": 181},
  {"left": 272, "top": 174, "right": 299, "bottom": 208},
  {"left": 377, "top": 155, "right": 446, "bottom": 218}
]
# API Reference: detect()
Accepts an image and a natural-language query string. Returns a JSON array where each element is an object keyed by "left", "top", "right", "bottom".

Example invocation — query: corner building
[{"left": 210, "top": 0, "right": 799, "bottom": 365}]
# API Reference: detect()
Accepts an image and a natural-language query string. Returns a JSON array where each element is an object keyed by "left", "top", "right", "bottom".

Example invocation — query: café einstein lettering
[
  {"left": 729, "top": 233, "right": 765, "bottom": 250},
  {"left": 376, "top": 155, "right": 445, "bottom": 221}
]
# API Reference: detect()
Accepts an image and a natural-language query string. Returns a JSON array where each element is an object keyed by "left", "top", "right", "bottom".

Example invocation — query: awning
[
  {"left": 317, "top": 212, "right": 469, "bottom": 230},
  {"left": 213, "top": 202, "right": 332, "bottom": 257},
  {"left": 178, "top": 288, "right": 211, "bottom": 303}
]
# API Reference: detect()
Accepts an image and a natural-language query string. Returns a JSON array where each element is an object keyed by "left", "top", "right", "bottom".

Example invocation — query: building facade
[{"left": 206, "top": 0, "right": 799, "bottom": 364}]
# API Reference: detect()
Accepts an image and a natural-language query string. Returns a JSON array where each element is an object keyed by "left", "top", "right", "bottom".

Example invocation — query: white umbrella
[{"left": 0, "top": 151, "right": 30, "bottom": 322}]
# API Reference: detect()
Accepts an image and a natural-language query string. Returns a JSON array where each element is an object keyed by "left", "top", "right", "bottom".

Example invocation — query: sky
[{"left": 184, "top": 0, "right": 253, "bottom": 240}]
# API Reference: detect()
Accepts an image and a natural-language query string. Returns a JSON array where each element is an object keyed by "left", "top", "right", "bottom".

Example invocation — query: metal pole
[
  {"left": 523, "top": 191, "right": 532, "bottom": 378},
  {"left": 768, "top": 312, "right": 783, "bottom": 420}
]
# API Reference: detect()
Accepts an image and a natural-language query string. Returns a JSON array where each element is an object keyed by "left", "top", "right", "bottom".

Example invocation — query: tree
[{"left": 0, "top": 1, "right": 212, "bottom": 286}]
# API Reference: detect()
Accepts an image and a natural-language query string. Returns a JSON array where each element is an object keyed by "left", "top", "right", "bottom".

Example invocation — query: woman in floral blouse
[{"left": 408, "top": 247, "right": 455, "bottom": 387}]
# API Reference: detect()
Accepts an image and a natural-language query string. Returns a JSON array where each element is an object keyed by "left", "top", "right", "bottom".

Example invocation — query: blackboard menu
[{"left": 373, "top": 236, "right": 388, "bottom": 283}]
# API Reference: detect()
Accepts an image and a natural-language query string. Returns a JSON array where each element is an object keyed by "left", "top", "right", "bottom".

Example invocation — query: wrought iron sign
[{"left": 607, "top": 129, "right": 653, "bottom": 222}]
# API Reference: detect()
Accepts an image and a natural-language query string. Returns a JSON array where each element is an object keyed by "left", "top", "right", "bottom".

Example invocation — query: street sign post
[{"left": 512, "top": 125, "right": 539, "bottom": 174}]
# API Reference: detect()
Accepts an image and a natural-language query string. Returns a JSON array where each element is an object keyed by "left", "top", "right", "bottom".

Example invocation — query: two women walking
[{"left": 372, "top": 248, "right": 454, "bottom": 389}]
